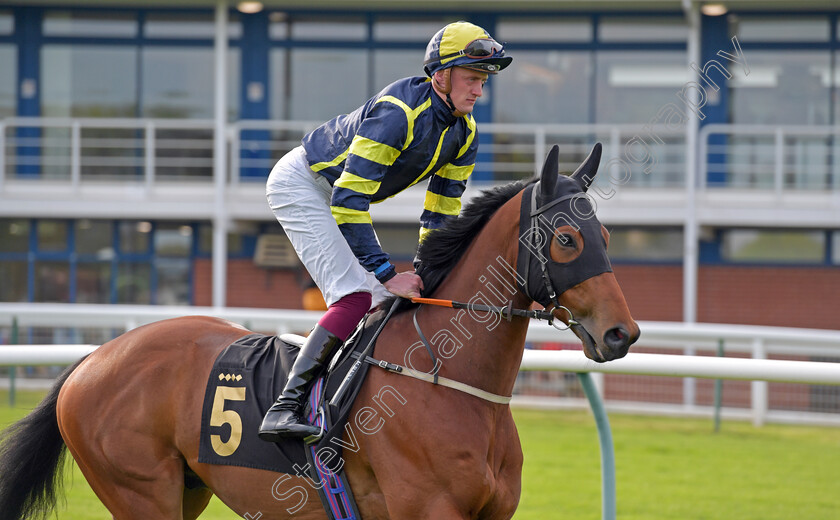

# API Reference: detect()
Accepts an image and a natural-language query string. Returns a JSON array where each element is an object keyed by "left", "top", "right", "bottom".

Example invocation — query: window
[
  {"left": 44, "top": 10, "right": 138, "bottom": 38},
  {"left": 495, "top": 51, "right": 592, "bottom": 124},
  {"left": 729, "top": 51, "right": 830, "bottom": 126},
  {"left": 142, "top": 47, "right": 240, "bottom": 120},
  {"left": 119, "top": 221, "right": 152, "bottom": 255},
  {"left": 599, "top": 17, "right": 687, "bottom": 42},
  {"left": 37, "top": 220, "right": 68, "bottom": 253},
  {"left": 733, "top": 16, "right": 830, "bottom": 42},
  {"left": 144, "top": 12, "right": 241, "bottom": 39},
  {"left": 76, "top": 262, "right": 111, "bottom": 303},
  {"left": 721, "top": 229, "right": 824, "bottom": 264},
  {"left": 41, "top": 45, "right": 138, "bottom": 118},
  {"left": 607, "top": 228, "right": 683, "bottom": 262},
  {"left": 0, "top": 261, "right": 27, "bottom": 302},
  {"left": 0, "top": 45, "right": 14, "bottom": 118},
  {"left": 595, "top": 51, "right": 688, "bottom": 123},
  {"left": 34, "top": 261, "right": 70, "bottom": 303},
  {"left": 497, "top": 17, "right": 592, "bottom": 43},
  {"left": 76, "top": 220, "right": 114, "bottom": 259},
  {"left": 288, "top": 49, "right": 367, "bottom": 120},
  {"left": 0, "top": 219, "right": 30, "bottom": 253},
  {"left": 374, "top": 17, "right": 457, "bottom": 41},
  {"left": 0, "top": 10, "right": 13, "bottom": 35},
  {"left": 290, "top": 17, "right": 366, "bottom": 41}
]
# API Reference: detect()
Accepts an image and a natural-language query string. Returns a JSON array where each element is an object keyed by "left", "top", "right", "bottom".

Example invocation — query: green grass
[{"left": 2, "top": 390, "right": 839, "bottom": 519}]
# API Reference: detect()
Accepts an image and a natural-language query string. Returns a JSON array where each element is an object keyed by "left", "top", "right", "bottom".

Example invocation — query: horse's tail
[{"left": 0, "top": 356, "right": 86, "bottom": 520}]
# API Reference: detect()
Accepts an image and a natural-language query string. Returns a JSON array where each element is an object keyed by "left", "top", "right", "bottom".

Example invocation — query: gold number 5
[{"left": 210, "top": 386, "right": 246, "bottom": 457}]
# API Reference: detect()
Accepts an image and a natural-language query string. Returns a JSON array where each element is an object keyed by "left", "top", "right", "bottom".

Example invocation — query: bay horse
[{"left": 0, "top": 143, "right": 639, "bottom": 520}]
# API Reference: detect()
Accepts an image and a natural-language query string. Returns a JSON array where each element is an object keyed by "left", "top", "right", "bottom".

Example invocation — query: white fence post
[{"left": 751, "top": 338, "right": 768, "bottom": 427}]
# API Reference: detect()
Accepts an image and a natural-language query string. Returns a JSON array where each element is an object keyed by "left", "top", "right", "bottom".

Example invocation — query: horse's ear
[
  {"left": 539, "top": 144, "right": 560, "bottom": 200},
  {"left": 571, "top": 142, "right": 603, "bottom": 192}
]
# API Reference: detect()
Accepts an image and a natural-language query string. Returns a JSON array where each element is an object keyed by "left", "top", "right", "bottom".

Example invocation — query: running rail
[{"left": 3, "top": 347, "right": 840, "bottom": 520}]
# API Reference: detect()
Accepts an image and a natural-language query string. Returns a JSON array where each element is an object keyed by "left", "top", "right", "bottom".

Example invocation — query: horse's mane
[{"left": 414, "top": 178, "right": 534, "bottom": 297}]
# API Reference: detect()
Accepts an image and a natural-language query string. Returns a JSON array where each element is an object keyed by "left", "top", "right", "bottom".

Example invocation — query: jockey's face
[{"left": 441, "top": 67, "right": 488, "bottom": 116}]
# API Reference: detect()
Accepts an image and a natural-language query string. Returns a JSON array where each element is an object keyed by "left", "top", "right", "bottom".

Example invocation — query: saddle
[{"left": 198, "top": 308, "right": 392, "bottom": 520}]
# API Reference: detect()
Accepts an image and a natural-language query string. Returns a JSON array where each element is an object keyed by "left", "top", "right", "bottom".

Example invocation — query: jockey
[{"left": 259, "top": 21, "right": 512, "bottom": 441}]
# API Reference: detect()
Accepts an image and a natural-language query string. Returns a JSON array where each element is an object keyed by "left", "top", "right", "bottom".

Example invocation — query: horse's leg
[
  {"left": 62, "top": 427, "right": 189, "bottom": 519},
  {"left": 183, "top": 487, "right": 214, "bottom": 520}
]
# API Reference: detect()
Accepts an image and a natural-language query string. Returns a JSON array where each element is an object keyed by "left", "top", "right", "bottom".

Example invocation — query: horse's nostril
[{"left": 604, "top": 327, "right": 630, "bottom": 349}]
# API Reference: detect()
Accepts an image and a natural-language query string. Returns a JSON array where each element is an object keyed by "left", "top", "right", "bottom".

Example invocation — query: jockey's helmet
[{"left": 423, "top": 21, "right": 512, "bottom": 79}]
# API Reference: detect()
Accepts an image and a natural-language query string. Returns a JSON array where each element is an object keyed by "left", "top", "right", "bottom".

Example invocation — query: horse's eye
[{"left": 555, "top": 233, "right": 576, "bottom": 248}]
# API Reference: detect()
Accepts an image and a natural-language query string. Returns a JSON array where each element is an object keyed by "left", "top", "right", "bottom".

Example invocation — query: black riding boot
[{"left": 258, "top": 325, "right": 342, "bottom": 442}]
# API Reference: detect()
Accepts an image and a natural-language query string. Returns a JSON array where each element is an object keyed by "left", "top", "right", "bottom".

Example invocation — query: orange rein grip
[{"left": 410, "top": 297, "right": 455, "bottom": 308}]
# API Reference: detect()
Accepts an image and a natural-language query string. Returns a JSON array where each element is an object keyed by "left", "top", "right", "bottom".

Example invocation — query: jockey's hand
[{"left": 383, "top": 271, "right": 424, "bottom": 299}]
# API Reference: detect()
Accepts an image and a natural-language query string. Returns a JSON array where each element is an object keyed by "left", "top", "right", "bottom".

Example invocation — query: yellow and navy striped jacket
[{"left": 301, "top": 76, "right": 478, "bottom": 283}]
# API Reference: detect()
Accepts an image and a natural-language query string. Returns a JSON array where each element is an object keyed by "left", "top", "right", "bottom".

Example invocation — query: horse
[{"left": 0, "top": 143, "right": 639, "bottom": 520}]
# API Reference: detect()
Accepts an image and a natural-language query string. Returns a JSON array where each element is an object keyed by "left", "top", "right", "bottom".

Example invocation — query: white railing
[
  {"left": 2, "top": 303, "right": 839, "bottom": 426},
  {"left": 699, "top": 124, "right": 840, "bottom": 193}
]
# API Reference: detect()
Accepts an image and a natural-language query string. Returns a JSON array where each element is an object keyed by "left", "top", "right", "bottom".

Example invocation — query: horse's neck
[{"left": 425, "top": 193, "right": 531, "bottom": 398}]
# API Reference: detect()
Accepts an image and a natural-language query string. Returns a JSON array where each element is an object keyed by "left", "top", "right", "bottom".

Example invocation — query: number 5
[{"left": 210, "top": 386, "right": 246, "bottom": 456}]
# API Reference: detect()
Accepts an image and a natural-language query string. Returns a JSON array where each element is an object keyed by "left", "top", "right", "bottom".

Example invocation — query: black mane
[{"left": 415, "top": 178, "right": 534, "bottom": 297}]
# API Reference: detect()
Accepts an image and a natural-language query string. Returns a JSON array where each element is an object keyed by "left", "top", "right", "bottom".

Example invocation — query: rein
[
  {"left": 411, "top": 297, "right": 578, "bottom": 331},
  {"left": 356, "top": 296, "right": 580, "bottom": 406}
]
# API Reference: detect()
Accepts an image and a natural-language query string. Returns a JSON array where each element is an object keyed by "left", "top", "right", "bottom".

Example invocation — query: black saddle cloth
[{"left": 197, "top": 311, "right": 385, "bottom": 475}]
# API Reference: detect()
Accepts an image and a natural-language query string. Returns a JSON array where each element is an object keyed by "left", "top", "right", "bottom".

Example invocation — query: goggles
[{"left": 425, "top": 38, "right": 504, "bottom": 65}]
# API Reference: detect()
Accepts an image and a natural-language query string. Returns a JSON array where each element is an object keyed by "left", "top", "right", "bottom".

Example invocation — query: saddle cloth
[{"left": 197, "top": 311, "right": 384, "bottom": 475}]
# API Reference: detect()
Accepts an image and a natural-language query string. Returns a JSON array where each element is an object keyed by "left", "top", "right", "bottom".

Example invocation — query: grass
[{"left": 2, "top": 390, "right": 839, "bottom": 519}]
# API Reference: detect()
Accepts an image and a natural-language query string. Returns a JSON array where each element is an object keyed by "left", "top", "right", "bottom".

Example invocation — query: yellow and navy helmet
[{"left": 423, "top": 21, "right": 512, "bottom": 77}]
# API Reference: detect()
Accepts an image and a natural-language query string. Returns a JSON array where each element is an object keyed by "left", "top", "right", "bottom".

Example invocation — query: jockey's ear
[
  {"left": 571, "top": 142, "right": 603, "bottom": 192},
  {"left": 539, "top": 144, "right": 559, "bottom": 201}
]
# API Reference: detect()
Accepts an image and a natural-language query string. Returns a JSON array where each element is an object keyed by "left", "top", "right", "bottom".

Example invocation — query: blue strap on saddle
[{"left": 305, "top": 377, "right": 360, "bottom": 520}]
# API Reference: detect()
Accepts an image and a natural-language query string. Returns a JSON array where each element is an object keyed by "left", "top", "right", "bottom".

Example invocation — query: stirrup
[{"left": 303, "top": 406, "right": 326, "bottom": 445}]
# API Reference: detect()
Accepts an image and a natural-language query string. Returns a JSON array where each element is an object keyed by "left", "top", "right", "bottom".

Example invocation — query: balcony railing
[{"left": 1, "top": 117, "right": 839, "bottom": 195}]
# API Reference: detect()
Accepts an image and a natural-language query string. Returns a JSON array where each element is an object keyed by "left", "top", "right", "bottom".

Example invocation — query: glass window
[
  {"left": 155, "top": 223, "right": 192, "bottom": 257},
  {"left": 119, "top": 221, "right": 151, "bottom": 254},
  {"left": 269, "top": 48, "right": 288, "bottom": 120},
  {"left": 34, "top": 261, "right": 70, "bottom": 303},
  {"left": 722, "top": 229, "right": 825, "bottom": 263},
  {"left": 729, "top": 51, "right": 830, "bottom": 125},
  {"left": 607, "top": 228, "right": 683, "bottom": 261},
  {"left": 76, "top": 220, "right": 114, "bottom": 258},
  {"left": 289, "top": 49, "right": 367, "bottom": 120},
  {"left": 0, "top": 45, "right": 14, "bottom": 118},
  {"left": 37, "top": 220, "right": 68, "bottom": 253},
  {"left": 268, "top": 11, "right": 289, "bottom": 39},
  {"left": 0, "top": 261, "right": 27, "bottom": 302},
  {"left": 0, "top": 219, "right": 30, "bottom": 253},
  {"left": 142, "top": 47, "right": 239, "bottom": 120},
  {"left": 44, "top": 10, "right": 138, "bottom": 38},
  {"left": 599, "top": 17, "right": 687, "bottom": 42},
  {"left": 495, "top": 51, "right": 592, "bottom": 124},
  {"left": 117, "top": 262, "right": 151, "bottom": 304},
  {"left": 155, "top": 257, "right": 190, "bottom": 305},
  {"left": 290, "top": 17, "right": 366, "bottom": 41},
  {"left": 497, "top": 17, "right": 592, "bottom": 42},
  {"left": 374, "top": 17, "right": 457, "bottom": 41},
  {"left": 0, "top": 10, "right": 13, "bottom": 35},
  {"left": 76, "top": 262, "right": 111, "bottom": 303},
  {"left": 833, "top": 231, "right": 840, "bottom": 265},
  {"left": 596, "top": 51, "right": 688, "bottom": 123},
  {"left": 733, "top": 16, "right": 830, "bottom": 42},
  {"left": 373, "top": 224, "right": 420, "bottom": 259},
  {"left": 373, "top": 50, "right": 426, "bottom": 92},
  {"left": 144, "top": 12, "right": 241, "bottom": 39},
  {"left": 41, "top": 45, "right": 138, "bottom": 117}
]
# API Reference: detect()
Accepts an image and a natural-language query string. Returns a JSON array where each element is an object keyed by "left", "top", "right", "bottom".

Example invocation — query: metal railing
[{"left": 2, "top": 302, "right": 839, "bottom": 427}]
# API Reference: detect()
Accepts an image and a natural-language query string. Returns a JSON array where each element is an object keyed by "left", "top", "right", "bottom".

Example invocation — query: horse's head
[{"left": 517, "top": 143, "right": 639, "bottom": 362}]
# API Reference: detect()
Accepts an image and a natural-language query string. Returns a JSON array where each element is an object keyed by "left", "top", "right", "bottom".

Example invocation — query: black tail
[{"left": 0, "top": 357, "right": 86, "bottom": 520}]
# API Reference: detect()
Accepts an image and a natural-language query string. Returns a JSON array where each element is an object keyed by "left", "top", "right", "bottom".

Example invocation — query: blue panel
[
  {"left": 16, "top": 7, "right": 41, "bottom": 177},
  {"left": 240, "top": 11, "right": 271, "bottom": 179},
  {"left": 700, "top": 14, "right": 730, "bottom": 186}
]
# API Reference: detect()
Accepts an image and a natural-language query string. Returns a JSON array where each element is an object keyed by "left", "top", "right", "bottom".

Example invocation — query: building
[{"left": 1, "top": 0, "right": 839, "bottom": 335}]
